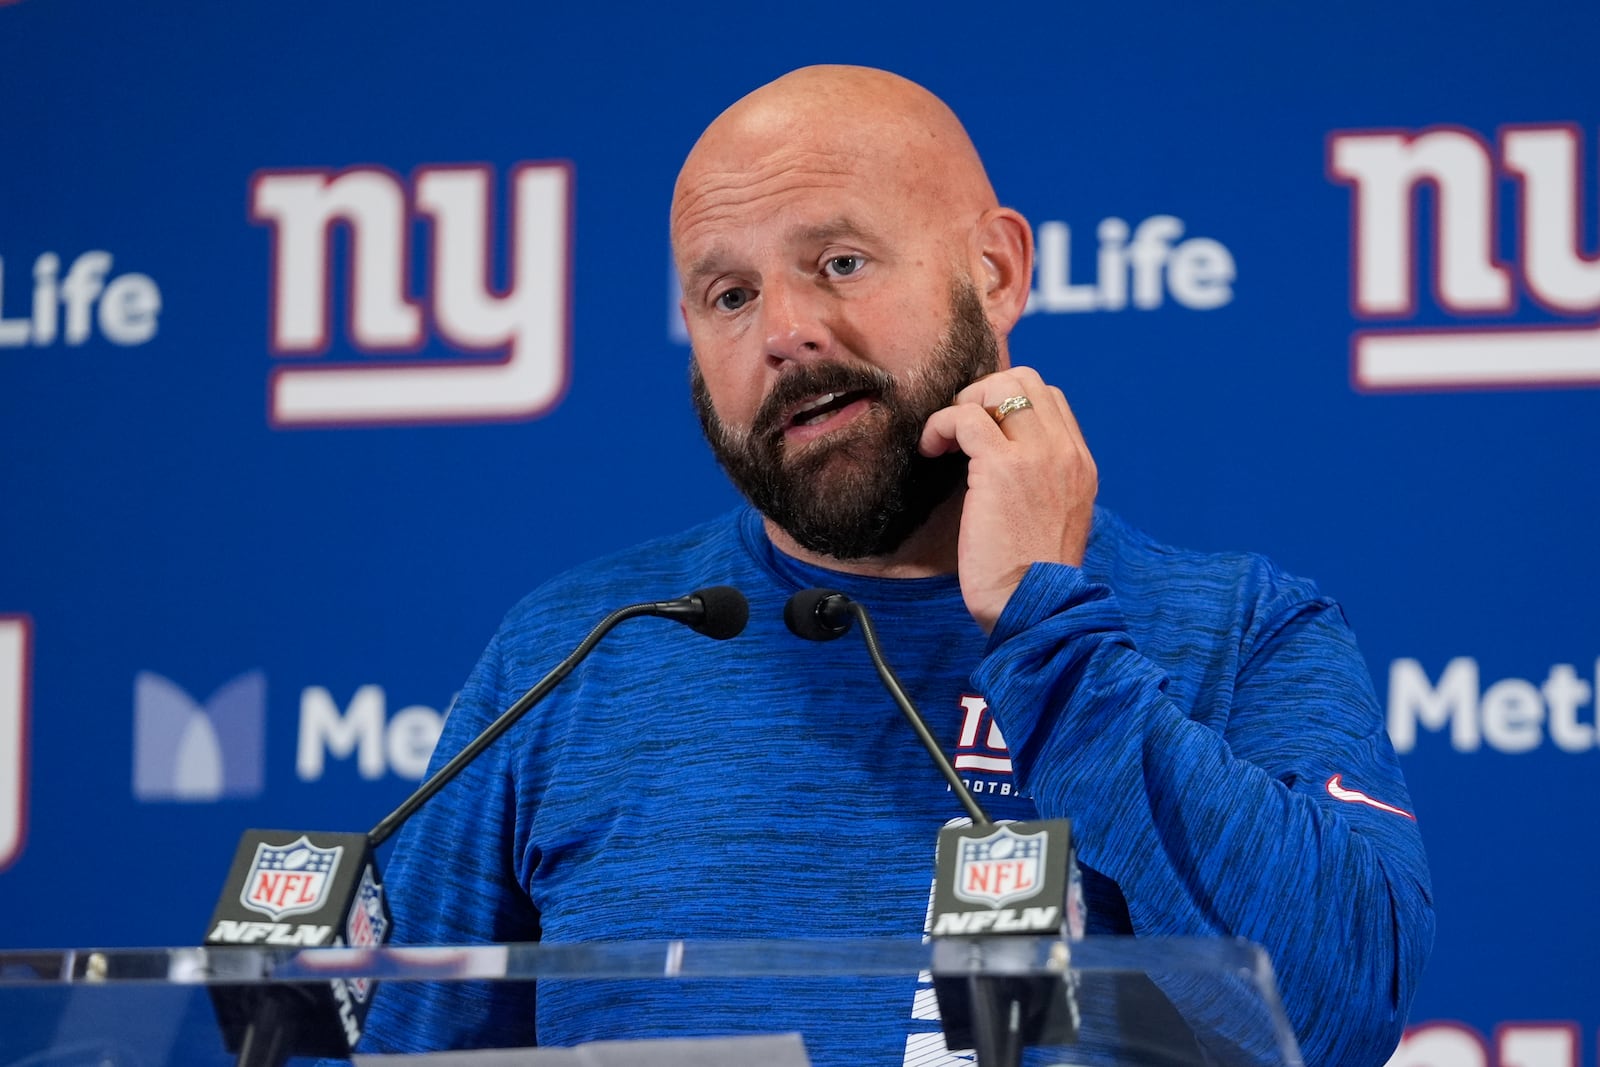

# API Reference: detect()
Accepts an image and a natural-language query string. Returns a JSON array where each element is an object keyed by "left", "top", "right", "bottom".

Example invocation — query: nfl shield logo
[
  {"left": 346, "top": 865, "right": 388, "bottom": 1001},
  {"left": 239, "top": 835, "right": 342, "bottom": 920},
  {"left": 346, "top": 866, "right": 387, "bottom": 949},
  {"left": 954, "top": 824, "right": 1047, "bottom": 908}
]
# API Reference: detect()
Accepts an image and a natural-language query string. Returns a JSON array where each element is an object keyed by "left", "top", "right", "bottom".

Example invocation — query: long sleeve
[{"left": 972, "top": 560, "right": 1434, "bottom": 1067}]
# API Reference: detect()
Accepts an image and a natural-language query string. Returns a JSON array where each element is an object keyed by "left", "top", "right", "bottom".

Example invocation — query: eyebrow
[
  {"left": 683, "top": 216, "right": 885, "bottom": 289},
  {"left": 794, "top": 216, "right": 882, "bottom": 247}
]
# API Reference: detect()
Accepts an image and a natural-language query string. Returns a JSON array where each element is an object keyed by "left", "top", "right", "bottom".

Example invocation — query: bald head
[
  {"left": 672, "top": 66, "right": 999, "bottom": 257},
  {"left": 671, "top": 65, "right": 1034, "bottom": 389}
]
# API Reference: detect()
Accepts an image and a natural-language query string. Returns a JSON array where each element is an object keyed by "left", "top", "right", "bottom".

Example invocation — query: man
[{"left": 362, "top": 66, "right": 1432, "bottom": 1066}]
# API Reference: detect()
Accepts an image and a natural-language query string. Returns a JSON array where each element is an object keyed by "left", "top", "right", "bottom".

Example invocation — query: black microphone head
[
  {"left": 687, "top": 585, "right": 749, "bottom": 640},
  {"left": 784, "top": 588, "right": 854, "bottom": 642}
]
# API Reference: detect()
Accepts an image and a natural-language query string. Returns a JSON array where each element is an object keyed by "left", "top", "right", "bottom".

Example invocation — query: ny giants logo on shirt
[
  {"left": 1328, "top": 122, "right": 1600, "bottom": 392},
  {"left": 954, "top": 694, "right": 1013, "bottom": 775},
  {"left": 250, "top": 162, "right": 572, "bottom": 428}
]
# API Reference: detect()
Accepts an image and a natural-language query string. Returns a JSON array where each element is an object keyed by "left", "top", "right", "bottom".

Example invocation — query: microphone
[
  {"left": 784, "top": 588, "right": 1079, "bottom": 1067},
  {"left": 205, "top": 586, "right": 749, "bottom": 1067},
  {"left": 204, "top": 829, "right": 387, "bottom": 1065},
  {"left": 369, "top": 585, "right": 748, "bottom": 846},
  {"left": 784, "top": 588, "right": 989, "bottom": 825},
  {"left": 781, "top": 587, "right": 853, "bottom": 641},
  {"left": 650, "top": 584, "right": 751, "bottom": 641}
]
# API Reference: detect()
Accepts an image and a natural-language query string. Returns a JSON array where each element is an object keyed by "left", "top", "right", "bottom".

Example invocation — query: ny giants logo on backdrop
[
  {"left": 0, "top": 616, "right": 31, "bottom": 871},
  {"left": 1389, "top": 1019, "right": 1590, "bottom": 1067},
  {"left": 250, "top": 162, "right": 573, "bottom": 428},
  {"left": 1328, "top": 123, "right": 1600, "bottom": 392}
]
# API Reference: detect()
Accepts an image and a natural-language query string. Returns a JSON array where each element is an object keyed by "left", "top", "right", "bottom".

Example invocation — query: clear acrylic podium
[{"left": 0, "top": 937, "right": 1303, "bottom": 1066}]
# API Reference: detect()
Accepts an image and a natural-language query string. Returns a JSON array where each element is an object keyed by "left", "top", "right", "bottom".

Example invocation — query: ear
[{"left": 969, "top": 207, "right": 1033, "bottom": 337}]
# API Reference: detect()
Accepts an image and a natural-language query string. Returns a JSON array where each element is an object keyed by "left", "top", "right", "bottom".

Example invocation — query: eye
[
  {"left": 824, "top": 255, "right": 865, "bottom": 278},
  {"left": 714, "top": 287, "right": 753, "bottom": 312}
]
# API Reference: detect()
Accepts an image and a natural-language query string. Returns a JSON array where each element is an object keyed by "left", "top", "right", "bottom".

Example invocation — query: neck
[{"left": 761, "top": 492, "right": 964, "bottom": 579}]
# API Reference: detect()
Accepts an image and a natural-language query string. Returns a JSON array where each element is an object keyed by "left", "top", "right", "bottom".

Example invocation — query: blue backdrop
[{"left": 2, "top": 3, "right": 1596, "bottom": 1065}]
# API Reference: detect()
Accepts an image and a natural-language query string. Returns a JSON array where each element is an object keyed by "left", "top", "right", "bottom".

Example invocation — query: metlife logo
[
  {"left": 251, "top": 162, "right": 573, "bottom": 428},
  {"left": 1328, "top": 123, "right": 1600, "bottom": 392},
  {"left": 295, "top": 684, "right": 444, "bottom": 782},
  {"left": 1024, "top": 215, "right": 1236, "bottom": 315},
  {"left": 131, "top": 671, "right": 446, "bottom": 801},
  {"left": 0, "top": 251, "right": 163, "bottom": 348},
  {"left": 133, "top": 671, "right": 267, "bottom": 801},
  {"left": 1388, "top": 656, "right": 1597, "bottom": 754}
]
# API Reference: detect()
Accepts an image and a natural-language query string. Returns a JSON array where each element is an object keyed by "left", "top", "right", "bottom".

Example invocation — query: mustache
[{"left": 750, "top": 361, "right": 900, "bottom": 441}]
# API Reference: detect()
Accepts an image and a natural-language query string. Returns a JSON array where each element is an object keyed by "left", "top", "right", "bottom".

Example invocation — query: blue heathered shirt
[{"left": 359, "top": 506, "right": 1432, "bottom": 1067}]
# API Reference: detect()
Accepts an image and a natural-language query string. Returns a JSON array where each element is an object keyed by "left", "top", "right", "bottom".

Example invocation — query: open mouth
[{"left": 787, "top": 389, "right": 877, "bottom": 429}]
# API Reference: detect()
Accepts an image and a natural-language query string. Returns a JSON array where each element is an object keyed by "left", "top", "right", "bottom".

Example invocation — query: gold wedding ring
[{"left": 991, "top": 394, "right": 1033, "bottom": 424}]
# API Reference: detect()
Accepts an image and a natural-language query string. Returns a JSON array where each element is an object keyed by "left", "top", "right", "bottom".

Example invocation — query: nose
[{"left": 760, "top": 278, "right": 833, "bottom": 368}]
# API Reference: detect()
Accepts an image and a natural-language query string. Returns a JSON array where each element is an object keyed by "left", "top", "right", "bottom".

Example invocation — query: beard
[{"left": 691, "top": 280, "right": 1000, "bottom": 560}]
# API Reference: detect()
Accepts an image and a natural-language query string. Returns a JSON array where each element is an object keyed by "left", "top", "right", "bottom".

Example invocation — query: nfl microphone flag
[
  {"left": 204, "top": 830, "right": 390, "bottom": 1061},
  {"left": 931, "top": 819, "right": 1081, "bottom": 1061}
]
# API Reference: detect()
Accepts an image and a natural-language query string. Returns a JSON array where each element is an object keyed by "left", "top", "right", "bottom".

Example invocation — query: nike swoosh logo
[{"left": 1326, "top": 775, "right": 1416, "bottom": 820}]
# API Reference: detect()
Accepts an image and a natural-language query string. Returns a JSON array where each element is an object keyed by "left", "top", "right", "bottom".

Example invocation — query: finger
[
  {"left": 986, "top": 368, "right": 1085, "bottom": 447},
  {"left": 1046, "top": 385, "right": 1071, "bottom": 423},
  {"left": 953, "top": 367, "right": 1053, "bottom": 423},
  {"left": 1049, "top": 386, "right": 1093, "bottom": 452},
  {"left": 997, "top": 366, "right": 1057, "bottom": 416},
  {"left": 987, "top": 381, "right": 1060, "bottom": 443},
  {"left": 918, "top": 401, "right": 1007, "bottom": 457},
  {"left": 978, "top": 364, "right": 1050, "bottom": 397},
  {"left": 990, "top": 393, "right": 1041, "bottom": 428},
  {"left": 951, "top": 369, "right": 1034, "bottom": 409},
  {"left": 1034, "top": 383, "right": 1079, "bottom": 435}
]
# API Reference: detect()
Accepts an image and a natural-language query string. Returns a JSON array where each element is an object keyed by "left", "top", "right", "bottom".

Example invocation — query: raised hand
[{"left": 917, "top": 365, "right": 1097, "bottom": 632}]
